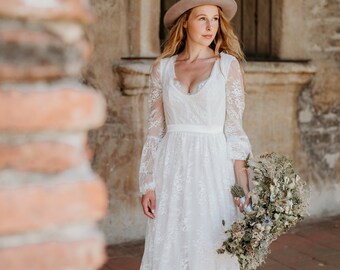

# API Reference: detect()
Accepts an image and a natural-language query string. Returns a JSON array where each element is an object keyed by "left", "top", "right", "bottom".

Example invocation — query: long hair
[{"left": 158, "top": 7, "right": 245, "bottom": 63}]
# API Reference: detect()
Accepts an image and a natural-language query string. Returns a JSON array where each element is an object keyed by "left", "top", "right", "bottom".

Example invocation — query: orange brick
[
  {"left": 0, "top": 141, "right": 85, "bottom": 173},
  {"left": 0, "top": 87, "right": 106, "bottom": 132},
  {"left": 0, "top": 0, "right": 93, "bottom": 24},
  {"left": 0, "top": 28, "right": 53, "bottom": 44},
  {"left": 0, "top": 64, "right": 68, "bottom": 82},
  {"left": 0, "top": 28, "right": 91, "bottom": 82},
  {"left": 0, "top": 178, "right": 108, "bottom": 234},
  {"left": 0, "top": 238, "right": 106, "bottom": 270}
]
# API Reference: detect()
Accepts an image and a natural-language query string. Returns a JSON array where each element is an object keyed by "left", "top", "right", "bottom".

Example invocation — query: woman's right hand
[{"left": 141, "top": 190, "right": 156, "bottom": 219}]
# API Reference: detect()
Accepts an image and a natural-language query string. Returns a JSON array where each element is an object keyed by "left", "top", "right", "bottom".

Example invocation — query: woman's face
[{"left": 184, "top": 5, "right": 220, "bottom": 48}]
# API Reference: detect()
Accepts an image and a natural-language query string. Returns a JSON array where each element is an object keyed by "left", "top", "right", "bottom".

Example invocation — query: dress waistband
[{"left": 167, "top": 124, "right": 223, "bottom": 134}]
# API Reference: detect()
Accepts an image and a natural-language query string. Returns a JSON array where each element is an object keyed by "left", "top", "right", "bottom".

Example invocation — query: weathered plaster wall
[
  {"left": 84, "top": 0, "right": 128, "bottom": 95},
  {"left": 244, "top": 0, "right": 340, "bottom": 217},
  {"left": 245, "top": 0, "right": 340, "bottom": 217},
  {"left": 84, "top": 0, "right": 160, "bottom": 244},
  {"left": 297, "top": 0, "right": 340, "bottom": 216}
]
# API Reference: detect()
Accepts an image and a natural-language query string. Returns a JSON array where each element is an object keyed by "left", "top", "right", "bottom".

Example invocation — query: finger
[
  {"left": 234, "top": 197, "right": 240, "bottom": 206},
  {"left": 150, "top": 197, "right": 156, "bottom": 215},
  {"left": 147, "top": 206, "right": 155, "bottom": 219},
  {"left": 144, "top": 206, "right": 154, "bottom": 219},
  {"left": 244, "top": 196, "right": 251, "bottom": 207},
  {"left": 142, "top": 199, "right": 149, "bottom": 216},
  {"left": 142, "top": 199, "right": 155, "bottom": 219},
  {"left": 245, "top": 196, "right": 252, "bottom": 210}
]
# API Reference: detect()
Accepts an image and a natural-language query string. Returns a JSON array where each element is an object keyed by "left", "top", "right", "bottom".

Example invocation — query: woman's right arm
[{"left": 139, "top": 62, "right": 166, "bottom": 218}]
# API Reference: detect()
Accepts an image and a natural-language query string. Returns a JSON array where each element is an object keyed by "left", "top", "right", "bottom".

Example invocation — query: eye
[
  {"left": 199, "top": 17, "right": 206, "bottom": 21},
  {"left": 213, "top": 17, "right": 219, "bottom": 21}
]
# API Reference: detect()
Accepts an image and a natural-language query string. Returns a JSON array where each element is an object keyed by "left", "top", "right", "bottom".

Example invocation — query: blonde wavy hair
[{"left": 159, "top": 6, "right": 245, "bottom": 63}]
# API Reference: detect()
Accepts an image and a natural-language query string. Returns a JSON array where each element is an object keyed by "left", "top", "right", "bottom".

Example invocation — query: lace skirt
[{"left": 140, "top": 129, "right": 240, "bottom": 270}]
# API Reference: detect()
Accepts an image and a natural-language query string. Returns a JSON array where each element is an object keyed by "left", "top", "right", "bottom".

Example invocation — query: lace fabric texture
[
  {"left": 139, "top": 54, "right": 251, "bottom": 195},
  {"left": 138, "top": 52, "right": 251, "bottom": 270},
  {"left": 139, "top": 63, "right": 166, "bottom": 194},
  {"left": 224, "top": 59, "right": 252, "bottom": 160}
]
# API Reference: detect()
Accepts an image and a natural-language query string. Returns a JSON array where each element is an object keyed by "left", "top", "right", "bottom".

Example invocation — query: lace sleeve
[
  {"left": 138, "top": 62, "right": 166, "bottom": 195},
  {"left": 224, "top": 58, "right": 252, "bottom": 161}
]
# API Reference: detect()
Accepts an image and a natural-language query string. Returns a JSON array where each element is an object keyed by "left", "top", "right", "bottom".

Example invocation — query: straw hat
[{"left": 164, "top": 0, "right": 237, "bottom": 29}]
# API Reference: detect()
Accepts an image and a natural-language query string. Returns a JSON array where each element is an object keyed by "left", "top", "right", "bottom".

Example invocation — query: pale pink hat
[{"left": 164, "top": 0, "right": 237, "bottom": 29}]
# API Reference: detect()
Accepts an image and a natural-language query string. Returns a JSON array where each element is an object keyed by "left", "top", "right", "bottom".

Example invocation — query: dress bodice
[
  {"left": 160, "top": 55, "right": 227, "bottom": 128},
  {"left": 138, "top": 52, "right": 252, "bottom": 194}
]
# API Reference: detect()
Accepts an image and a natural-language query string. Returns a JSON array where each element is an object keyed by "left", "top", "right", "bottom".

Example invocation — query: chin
[{"left": 202, "top": 41, "right": 214, "bottom": 47}]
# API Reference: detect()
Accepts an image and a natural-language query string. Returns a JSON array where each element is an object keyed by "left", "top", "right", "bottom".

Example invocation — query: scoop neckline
[{"left": 171, "top": 54, "right": 220, "bottom": 97}]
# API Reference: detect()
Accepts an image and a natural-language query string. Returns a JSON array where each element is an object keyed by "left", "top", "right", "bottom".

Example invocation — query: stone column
[
  {"left": 0, "top": 0, "right": 108, "bottom": 269},
  {"left": 128, "top": 0, "right": 160, "bottom": 57},
  {"left": 279, "top": 0, "right": 308, "bottom": 60}
]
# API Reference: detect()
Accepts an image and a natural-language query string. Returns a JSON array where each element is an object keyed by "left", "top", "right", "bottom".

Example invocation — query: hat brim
[{"left": 164, "top": 0, "right": 237, "bottom": 29}]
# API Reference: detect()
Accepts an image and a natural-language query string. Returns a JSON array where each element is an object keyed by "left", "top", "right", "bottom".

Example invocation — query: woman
[{"left": 138, "top": 0, "right": 252, "bottom": 269}]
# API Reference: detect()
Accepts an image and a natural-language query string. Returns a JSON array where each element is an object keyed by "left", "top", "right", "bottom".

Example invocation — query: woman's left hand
[{"left": 234, "top": 195, "right": 251, "bottom": 213}]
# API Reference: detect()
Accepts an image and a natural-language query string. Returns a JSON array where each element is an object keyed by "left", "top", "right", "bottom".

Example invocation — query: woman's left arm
[
  {"left": 223, "top": 57, "right": 252, "bottom": 211},
  {"left": 234, "top": 160, "right": 250, "bottom": 212}
]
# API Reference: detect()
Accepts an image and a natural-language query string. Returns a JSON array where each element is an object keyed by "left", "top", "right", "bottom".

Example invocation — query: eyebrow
[{"left": 195, "top": 13, "right": 219, "bottom": 18}]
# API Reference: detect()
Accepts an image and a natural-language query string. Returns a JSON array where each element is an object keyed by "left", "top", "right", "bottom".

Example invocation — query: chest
[{"left": 174, "top": 59, "right": 217, "bottom": 94}]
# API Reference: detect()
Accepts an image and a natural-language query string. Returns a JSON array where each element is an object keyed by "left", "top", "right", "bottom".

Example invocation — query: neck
[{"left": 180, "top": 42, "right": 213, "bottom": 62}]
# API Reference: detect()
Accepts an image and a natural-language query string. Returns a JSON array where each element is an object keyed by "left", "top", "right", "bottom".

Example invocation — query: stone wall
[
  {"left": 0, "top": 0, "right": 108, "bottom": 268},
  {"left": 297, "top": 0, "right": 340, "bottom": 215},
  {"left": 84, "top": 0, "right": 161, "bottom": 244}
]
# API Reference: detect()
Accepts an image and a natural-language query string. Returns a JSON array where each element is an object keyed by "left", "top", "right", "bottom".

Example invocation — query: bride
[{"left": 138, "top": 1, "right": 252, "bottom": 269}]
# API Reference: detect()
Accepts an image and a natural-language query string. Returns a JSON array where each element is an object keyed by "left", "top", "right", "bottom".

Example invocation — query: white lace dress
[{"left": 139, "top": 52, "right": 251, "bottom": 270}]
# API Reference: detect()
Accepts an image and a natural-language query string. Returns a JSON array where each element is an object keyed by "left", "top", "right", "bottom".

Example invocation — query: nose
[{"left": 206, "top": 21, "right": 212, "bottom": 31}]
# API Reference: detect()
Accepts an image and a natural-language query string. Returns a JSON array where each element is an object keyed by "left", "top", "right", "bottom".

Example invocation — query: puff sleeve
[
  {"left": 224, "top": 58, "right": 252, "bottom": 161},
  {"left": 138, "top": 62, "right": 166, "bottom": 195}
]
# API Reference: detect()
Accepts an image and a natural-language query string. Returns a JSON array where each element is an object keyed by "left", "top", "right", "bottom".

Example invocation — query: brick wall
[{"left": 0, "top": 0, "right": 108, "bottom": 269}]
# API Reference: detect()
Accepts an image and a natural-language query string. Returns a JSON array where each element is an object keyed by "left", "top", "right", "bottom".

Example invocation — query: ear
[{"left": 183, "top": 21, "right": 187, "bottom": 28}]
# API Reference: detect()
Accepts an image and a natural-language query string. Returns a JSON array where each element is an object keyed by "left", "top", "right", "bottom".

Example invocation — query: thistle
[{"left": 231, "top": 185, "right": 245, "bottom": 198}]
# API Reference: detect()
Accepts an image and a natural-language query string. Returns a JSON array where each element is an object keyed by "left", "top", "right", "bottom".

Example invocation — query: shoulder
[
  {"left": 150, "top": 61, "right": 160, "bottom": 77},
  {"left": 159, "top": 54, "right": 176, "bottom": 64},
  {"left": 218, "top": 52, "right": 240, "bottom": 78},
  {"left": 156, "top": 55, "right": 176, "bottom": 77},
  {"left": 150, "top": 55, "right": 175, "bottom": 83},
  {"left": 151, "top": 55, "right": 174, "bottom": 69},
  {"left": 220, "top": 52, "right": 238, "bottom": 66}
]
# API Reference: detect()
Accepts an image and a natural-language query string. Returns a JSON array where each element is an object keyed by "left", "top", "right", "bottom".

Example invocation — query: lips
[{"left": 202, "top": 35, "right": 213, "bottom": 39}]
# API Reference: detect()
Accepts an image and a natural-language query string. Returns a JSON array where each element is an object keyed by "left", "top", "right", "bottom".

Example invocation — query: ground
[{"left": 99, "top": 215, "right": 340, "bottom": 270}]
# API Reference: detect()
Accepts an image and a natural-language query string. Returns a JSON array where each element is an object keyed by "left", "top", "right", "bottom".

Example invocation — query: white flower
[
  {"left": 265, "top": 225, "right": 272, "bottom": 232},
  {"left": 288, "top": 182, "right": 296, "bottom": 189},
  {"left": 270, "top": 194, "right": 275, "bottom": 202},
  {"left": 286, "top": 191, "right": 292, "bottom": 199}
]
